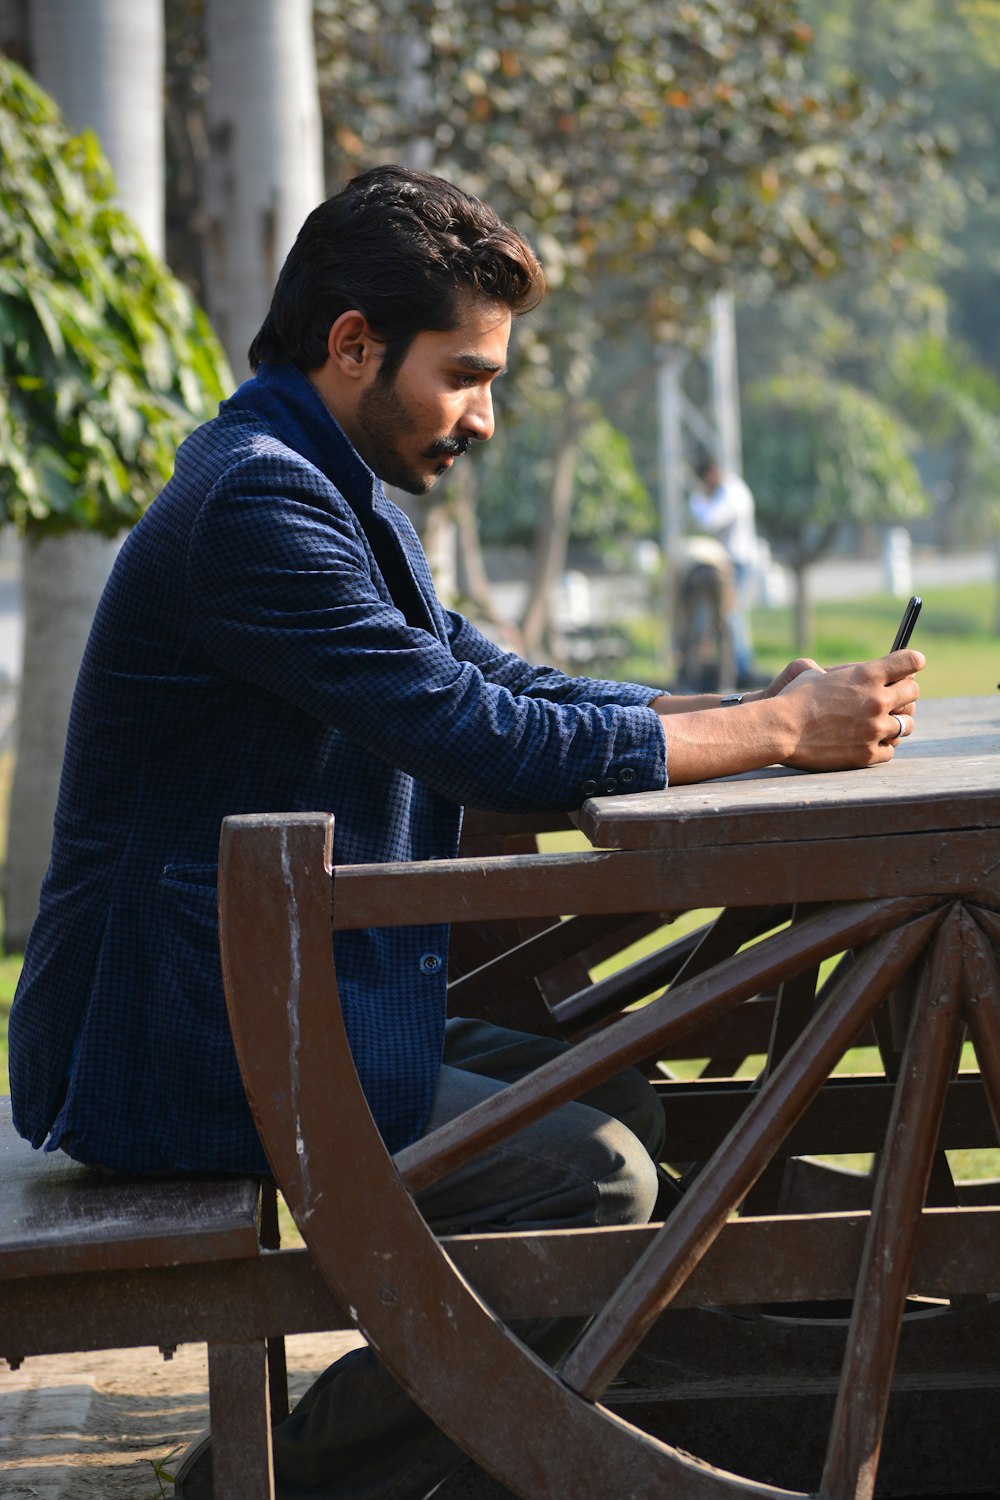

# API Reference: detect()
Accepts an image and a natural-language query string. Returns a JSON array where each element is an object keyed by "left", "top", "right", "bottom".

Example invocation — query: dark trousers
[{"left": 270, "top": 1018, "right": 665, "bottom": 1498}]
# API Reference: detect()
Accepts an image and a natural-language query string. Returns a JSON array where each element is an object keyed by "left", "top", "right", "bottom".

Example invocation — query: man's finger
[
  {"left": 884, "top": 711, "right": 913, "bottom": 744},
  {"left": 882, "top": 648, "right": 926, "bottom": 680}
]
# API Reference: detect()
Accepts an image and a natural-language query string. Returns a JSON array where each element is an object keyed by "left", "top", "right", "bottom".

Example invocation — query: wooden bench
[
  {"left": 7, "top": 789, "right": 998, "bottom": 1497},
  {"left": 0, "top": 1098, "right": 292, "bottom": 1498}
]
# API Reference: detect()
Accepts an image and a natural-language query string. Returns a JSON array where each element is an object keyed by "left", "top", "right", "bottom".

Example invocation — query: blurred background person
[{"left": 689, "top": 454, "right": 759, "bottom": 688}]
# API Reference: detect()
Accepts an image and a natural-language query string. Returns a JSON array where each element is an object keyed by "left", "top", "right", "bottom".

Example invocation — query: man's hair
[
  {"left": 695, "top": 454, "right": 720, "bottom": 482},
  {"left": 248, "top": 165, "right": 545, "bottom": 379}
]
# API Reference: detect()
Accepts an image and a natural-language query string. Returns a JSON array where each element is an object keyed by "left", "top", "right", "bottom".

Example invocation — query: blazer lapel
[{"left": 225, "top": 365, "right": 445, "bottom": 641}]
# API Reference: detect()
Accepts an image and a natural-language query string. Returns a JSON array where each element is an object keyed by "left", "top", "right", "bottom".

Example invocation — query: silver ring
[{"left": 890, "top": 713, "right": 905, "bottom": 740}]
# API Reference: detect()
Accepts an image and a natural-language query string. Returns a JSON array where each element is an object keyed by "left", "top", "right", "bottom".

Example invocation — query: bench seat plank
[{"left": 0, "top": 1100, "right": 261, "bottom": 1279}]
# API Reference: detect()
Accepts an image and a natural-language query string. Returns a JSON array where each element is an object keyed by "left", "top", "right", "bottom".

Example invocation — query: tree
[
  {"left": 799, "top": 0, "right": 1000, "bottom": 380},
  {"left": 475, "top": 396, "right": 654, "bottom": 556},
  {"left": 314, "top": 0, "right": 939, "bottom": 653},
  {"left": 887, "top": 331, "right": 1000, "bottom": 625},
  {"left": 0, "top": 56, "right": 229, "bottom": 945},
  {"left": 2, "top": 0, "right": 169, "bottom": 948},
  {"left": 202, "top": 0, "right": 324, "bottom": 377},
  {"left": 735, "top": 0, "right": 1000, "bottom": 590},
  {"left": 743, "top": 374, "right": 927, "bottom": 649}
]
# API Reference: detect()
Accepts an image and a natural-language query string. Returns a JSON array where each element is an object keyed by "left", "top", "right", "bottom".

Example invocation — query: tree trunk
[
  {"left": 28, "top": 0, "right": 164, "bottom": 254},
  {"left": 5, "top": 0, "right": 163, "bottom": 949},
  {"left": 792, "top": 558, "right": 811, "bottom": 656},
  {"left": 519, "top": 399, "right": 587, "bottom": 660},
  {"left": 5, "top": 534, "right": 121, "bottom": 949},
  {"left": 788, "top": 521, "right": 838, "bottom": 657},
  {"left": 203, "top": 0, "right": 324, "bottom": 377},
  {"left": 452, "top": 471, "right": 523, "bottom": 651}
]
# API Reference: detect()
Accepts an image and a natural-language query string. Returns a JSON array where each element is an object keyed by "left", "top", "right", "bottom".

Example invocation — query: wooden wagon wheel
[{"left": 219, "top": 813, "right": 1000, "bottom": 1500}]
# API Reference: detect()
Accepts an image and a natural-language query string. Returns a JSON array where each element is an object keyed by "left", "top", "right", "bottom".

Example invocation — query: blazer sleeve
[
  {"left": 444, "top": 608, "right": 669, "bottom": 709},
  {"left": 186, "top": 451, "right": 668, "bottom": 811}
]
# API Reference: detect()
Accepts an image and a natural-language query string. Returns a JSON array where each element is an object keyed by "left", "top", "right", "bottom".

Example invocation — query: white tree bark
[
  {"left": 27, "top": 0, "right": 164, "bottom": 254},
  {"left": 5, "top": 0, "right": 163, "bottom": 948},
  {"left": 203, "top": 0, "right": 324, "bottom": 377},
  {"left": 5, "top": 535, "right": 122, "bottom": 948}
]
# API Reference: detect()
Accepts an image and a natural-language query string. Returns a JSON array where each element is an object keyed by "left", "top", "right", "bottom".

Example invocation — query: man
[
  {"left": 9, "top": 167, "right": 922, "bottom": 1498},
  {"left": 689, "top": 455, "right": 759, "bottom": 686}
]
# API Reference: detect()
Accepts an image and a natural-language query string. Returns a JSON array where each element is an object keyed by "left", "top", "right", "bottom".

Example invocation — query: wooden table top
[{"left": 576, "top": 695, "right": 999, "bottom": 852}]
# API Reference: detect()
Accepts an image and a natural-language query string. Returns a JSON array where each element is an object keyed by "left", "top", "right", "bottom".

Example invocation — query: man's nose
[{"left": 459, "top": 388, "right": 495, "bottom": 443}]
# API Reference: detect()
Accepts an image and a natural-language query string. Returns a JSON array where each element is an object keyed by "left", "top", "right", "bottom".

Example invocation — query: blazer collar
[{"left": 223, "top": 362, "right": 381, "bottom": 515}]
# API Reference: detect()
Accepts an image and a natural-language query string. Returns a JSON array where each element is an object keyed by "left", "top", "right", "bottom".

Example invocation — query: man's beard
[{"left": 355, "top": 374, "right": 470, "bottom": 495}]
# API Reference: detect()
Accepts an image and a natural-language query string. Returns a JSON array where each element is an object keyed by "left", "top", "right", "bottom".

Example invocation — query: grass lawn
[
  {"left": 0, "top": 582, "right": 997, "bottom": 1182},
  {"left": 618, "top": 578, "right": 998, "bottom": 697},
  {"left": 750, "top": 579, "right": 998, "bottom": 700}
]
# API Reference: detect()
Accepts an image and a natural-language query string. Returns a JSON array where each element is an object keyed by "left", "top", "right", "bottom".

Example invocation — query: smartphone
[{"left": 891, "top": 595, "right": 922, "bottom": 652}]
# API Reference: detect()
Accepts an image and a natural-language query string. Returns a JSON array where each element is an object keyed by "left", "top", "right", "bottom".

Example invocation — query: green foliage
[
  {"left": 146, "top": 1444, "right": 183, "bottom": 1498},
  {"left": 736, "top": 1, "right": 1000, "bottom": 555},
  {"left": 476, "top": 403, "right": 655, "bottom": 555},
  {"left": 885, "top": 332, "right": 1000, "bottom": 536},
  {"left": 0, "top": 58, "right": 230, "bottom": 537},
  {"left": 743, "top": 373, "right": 928, "bottom": 566},
  {"left": 799, "top": 0, "right": 1000, "bottom": 377},
  {"left": 311, "top": 0, "right": 944, "bottom": 611},
  {"left": 315, "top": 0, "right": 938, "bottom": 363},
  {"left": 890, "top": 332, "right": 1000, "bottom": 435}
]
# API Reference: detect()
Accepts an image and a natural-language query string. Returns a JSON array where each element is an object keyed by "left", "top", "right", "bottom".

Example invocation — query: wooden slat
[
  {"left": 655, "top": 1072, "right": 999, "bottom": 1161},
  {"left": 6, "top": 1206, "right": 1000, "bottom": 1361},
  {"left": 332, "top": 830, "right": 998, "bottom": 929},
  {"left": 0, "top": 1101, "right": 261, "bottom": 1280},
  {"left": 576, "top": 698, "right": 998, "bottom": 853},
  {"left": 209, "top": 1339, "right": 274, "bottom": 1500},
  {"left": 446, "top": 910, "right": 648, "bottom": 1012},
  {"left": 962, "top": 910, "right": 1000, "bottom": 1139},
  {"left": 553, "top": 908, "right": 789, "bottom": 1046}
]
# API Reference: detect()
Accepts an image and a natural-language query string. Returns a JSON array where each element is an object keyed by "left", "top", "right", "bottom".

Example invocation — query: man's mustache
[{"left": 427, "top": 436, "right": 472, "bottom": 459}]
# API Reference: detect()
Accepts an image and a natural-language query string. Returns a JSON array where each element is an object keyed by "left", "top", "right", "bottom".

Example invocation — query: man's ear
[{"left": 327, "top": 310, "right": 378, "bottom": 377}]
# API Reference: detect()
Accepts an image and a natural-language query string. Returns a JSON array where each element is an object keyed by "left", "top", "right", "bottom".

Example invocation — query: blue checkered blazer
[{"left": 10, "top": 363, "right": 667, "bottom": 1173}]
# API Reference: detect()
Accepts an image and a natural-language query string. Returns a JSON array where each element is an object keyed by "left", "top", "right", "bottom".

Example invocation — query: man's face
[{"left": 351, "top": 298, "right": 511, "bottom": 495}]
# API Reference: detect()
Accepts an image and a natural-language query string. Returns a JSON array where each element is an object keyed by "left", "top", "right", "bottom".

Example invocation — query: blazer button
[
  {"left": 419, "top": 953, "right": 442, "bottom": 975},
  {"left": 580, "top": 779, "right": 599, "bottom": 797},
  {"left": 601, "top": 776, "right": 619, "bottom": 794},
  {"left": 619, "top": 767, "right": 637, "bottom": 785}
]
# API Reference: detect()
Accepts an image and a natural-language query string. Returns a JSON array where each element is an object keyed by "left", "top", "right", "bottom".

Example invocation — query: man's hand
[
  {"left": 752, "top": 658, "right": 822, "bottom": 698},
  {"left": 656, "top": 649, "right": 925, "bottom": 785},
  {"left": 776, "top": 650, "right": 923, "bottom": 769}
]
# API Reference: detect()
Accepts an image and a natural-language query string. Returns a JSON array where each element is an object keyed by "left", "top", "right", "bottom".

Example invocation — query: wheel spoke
[
  {"left": 820, "top": 908, "right": 965, "bottom": 1500},
  {"left": 396, "top": 895, "right": 942, "bottom": 1195},
  {"left": 961, "top": 907, "right": 1000, "bottom": 1138},
  {"left": 559, "top": 909, "right": 942, "bottom": 1401}
]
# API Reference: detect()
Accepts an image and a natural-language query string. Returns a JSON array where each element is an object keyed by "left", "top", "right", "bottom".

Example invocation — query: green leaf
[{"left": 0, "top": 56, "right": 231, "bottom": 536}]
